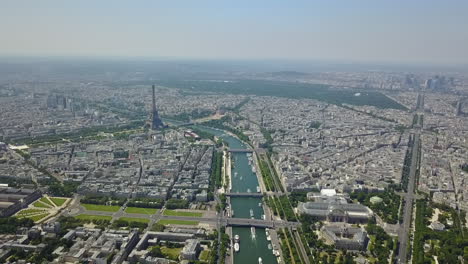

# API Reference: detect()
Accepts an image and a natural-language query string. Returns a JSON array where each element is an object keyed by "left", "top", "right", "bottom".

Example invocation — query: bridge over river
[
  {"left": 159, "top": 215, "right": 299, "bottom": 228},
  {"left": 225, "top": 192, "right": 263, "bottom": 198}
]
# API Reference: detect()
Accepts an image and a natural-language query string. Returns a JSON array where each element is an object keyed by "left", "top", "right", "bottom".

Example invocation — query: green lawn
[
  {"left": 32, "top": 201, "right": 52, "bottom": 208},
  {"left": 17, "top": 208, "right": 48, "bottom": 216},
  {"left": 50, "top": 197, "right": 67, "bottom": 207},
  {"left": 163, "top": 209, "right": 203, "bottom": 217},
  {"left": 118, "top": 217, "right": 149, "bottom": 223},
  {"left": 75, "top": 214, "right": 112, "bottom": 221},
  {"left": 150, "top": 223, "right": 165, "bottom": 231},
  {"left": 125, "top": 207, "right": 158, "bottom": 215},
  {"left": 40, "top": 197, "right": 55, "bottom": 207},
  {"left": 28, "top": 213, "right": 50, "bottom": 222},
  {"left": 158, "top": 219, "right": 199, "bottom": 226},
  {"left": 199, "top": 250, "right": 210, "bottom": 261},
  {"left": 161, "top": 246, "right": 183, "bottom": 260},
  {"left": 81, "top": 203, "right": 120, "bottom": 212}
]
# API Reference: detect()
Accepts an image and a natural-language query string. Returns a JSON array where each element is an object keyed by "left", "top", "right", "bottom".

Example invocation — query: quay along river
[{"left": 194, "top": 126, "right": 278, "bottom": 264}]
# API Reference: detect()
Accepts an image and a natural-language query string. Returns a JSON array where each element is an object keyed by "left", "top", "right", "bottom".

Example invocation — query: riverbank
[{"left": 191, "top": 125, "right": 279, "bottom": 264}]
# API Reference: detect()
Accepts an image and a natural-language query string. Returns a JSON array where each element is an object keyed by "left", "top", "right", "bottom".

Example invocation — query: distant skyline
[{"left": 1, "top": 0, "right": 468, "bottom": 65}]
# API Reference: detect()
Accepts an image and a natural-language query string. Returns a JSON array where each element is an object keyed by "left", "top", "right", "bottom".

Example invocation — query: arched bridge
[{"left": 225, "top": 192, "right": 263, "bottom": 198}]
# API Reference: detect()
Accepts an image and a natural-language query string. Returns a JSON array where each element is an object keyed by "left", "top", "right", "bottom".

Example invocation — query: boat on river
[
  {"left": 234, "top": 234, "right": 240, "bottom": 242},
  {"left": 265, "top": 228, "right": 271, "bottom": 241},
  {"left": 251, "top": 227, "right": 256, "bottom": 239},
  {"left": 234, "top": 242, "right": 240, "bottom": 252},
  {"left": 258, "top": 257, "right": 263, "bottom": 264}
]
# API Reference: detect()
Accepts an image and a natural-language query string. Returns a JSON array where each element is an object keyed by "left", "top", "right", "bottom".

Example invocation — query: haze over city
[{"left": 1, "top": 0, "right": 468, "bottom": 64}]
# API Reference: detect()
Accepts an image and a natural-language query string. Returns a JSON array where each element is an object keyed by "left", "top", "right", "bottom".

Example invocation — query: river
[{"left": 194, "top": 126, "right": 278, "bottom": 264}]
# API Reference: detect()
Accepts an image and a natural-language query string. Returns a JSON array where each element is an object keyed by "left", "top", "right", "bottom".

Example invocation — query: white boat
[
  {"left": 256, "top": 186, "right": 261, "bottom": 193},
  {"left": 231, "top": 209, "right": 234, "bottom": 217},
  {"left": 266, "top": 235, "right": 271, "bottom": 241},
  {"left": 234, "top": 234, "right": 240, "bottom": 242},
  {"left": 251, "top": 227, "right": 256, "bottom": 239},
  {"left": 252, "top": 166, "right": 256, "bottom": 173},
  {"left": 250, "top": 209, "right": 254, "bottom": 217},
  {"left": 258, "top": 202, "right": 262, "bottom": 207},
  {"left": 258, "top": 257, "right": 263, "bottom": 264},
  {"left": 268, "top": 243, "right": 272, "bottom": 250},
  {"left": 247, "top": 188, "right": 251, "bottom": 193},
  {"left": 261, "top": 214, "right": 266, "bottom": 220},
  {"left": 234, "top": 242, "right": 240, "bottom": 252}
]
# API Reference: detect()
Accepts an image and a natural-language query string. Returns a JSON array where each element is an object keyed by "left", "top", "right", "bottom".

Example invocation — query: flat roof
[
  {"left": 8, "top": 145, "right": 29, "bottom": 150},
  {"left": 320, "top": 189, "right": 337, "bottom": 196},
  {"left": 0, "top": 201, "right": 15, "bottom": 208}
]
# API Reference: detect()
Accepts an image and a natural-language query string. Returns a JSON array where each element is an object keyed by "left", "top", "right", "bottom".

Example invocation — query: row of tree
[
  {"left": 0, "top": 217, "right": 34, "bottom": 234},
  {"left": 80, "top": 195, "right": 126, "bottom": 206},
  {"left": 127, "top": 197, "right": 164, "bottom": 208},
  {"left": 112, "top": 219, "right": 147, "bottom": 230},
  {"left": 165, "top": 198, "right": 189, "bottom": 209}
]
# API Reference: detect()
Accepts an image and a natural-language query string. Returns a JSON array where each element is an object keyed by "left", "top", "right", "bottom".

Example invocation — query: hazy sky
[{"left": 1, "top": 0, "right": 468, "bottom": 64}]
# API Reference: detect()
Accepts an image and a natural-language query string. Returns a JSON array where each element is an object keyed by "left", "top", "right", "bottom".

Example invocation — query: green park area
[
  {"left": 351, "top": 189, "right": 401, "bottom": 224},
  {"left": 50, "top": 197, "right": 68, "bottom": 207},
  {"left": 161, "top": 247, "right": 182, "bottom": 260},
  {"left": 16, "top": 209, "right": 48, "bottom": 217},
  {"left": 75, "top": 214, "right": 113, "bottom": 221},
  {"left": 29, "top": 213, "right": 50, "bottom": 222},
  {"left": 32, "top": 196, "right": 68, "bottom": 209},
  {"left": 81, "top": 203, "right": 120, "bottom": 212},
  {"left": 40, "top": 197, "right": 55, "bottom": 207},
  {"left": 158, "top": 219, "right": 199, "bottom": 226},
  {"left": 163, "top": 209, "right": 202, "bottom": 217},
  {"left": 147, "top": 245, "right": 184, "bottom": 261},
  {"left": 33, "top": 201, "right": 51, "bottom": 208},
  {"left": 32, "top": 197, "right": 55, "bottom": 208},
  {"left": 199, "top": 250, "right": 211, "bottom": 262},
  {"left": 16, "top": 209, "right": 51, "bottom": 223},
  {"left": 125, "top": 207, "right": 158, "bottom": 215},
  {"left": 14, "top": 196, "right": 72, "bottom": 223}
]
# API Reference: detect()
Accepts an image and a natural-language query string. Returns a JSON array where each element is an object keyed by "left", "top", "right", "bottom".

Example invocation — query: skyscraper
[{"left": 151, "top": 85, "right": 164, "bottom": 130}]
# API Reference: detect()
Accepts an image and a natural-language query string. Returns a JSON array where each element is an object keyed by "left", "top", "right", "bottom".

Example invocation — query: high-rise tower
[{"left": 151, "top": 84, "right": 164, "bottom": 129}]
